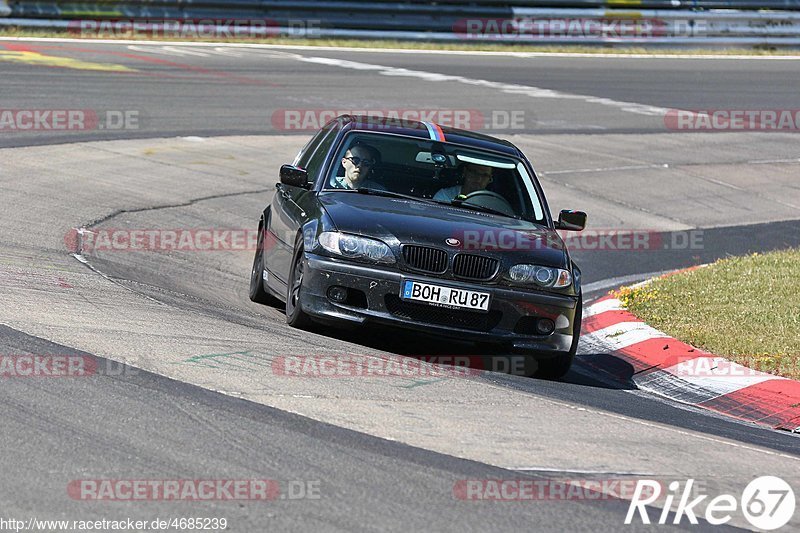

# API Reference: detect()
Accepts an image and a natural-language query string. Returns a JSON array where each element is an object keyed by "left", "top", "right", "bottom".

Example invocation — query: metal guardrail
[
  {"left": 415, "top": 1, "right": 800, "bottom": 7},
  {"left": 2, "top": 1, "right": 800, "bottom": 47},
  {"left": 6, "top": 0, "right": 800, "bottom": 17},
  {"left": 449, "top": 0, "right": 800, "bottom": 7}
]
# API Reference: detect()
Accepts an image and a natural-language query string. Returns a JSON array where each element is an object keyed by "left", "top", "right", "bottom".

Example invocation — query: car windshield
[{"left": 324, "top": 132, "right": 546, "bottom": 223}]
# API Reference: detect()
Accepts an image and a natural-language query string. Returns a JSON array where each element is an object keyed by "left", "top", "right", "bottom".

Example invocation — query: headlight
[
  {"left": 508, "top": 264, "right": 572, "bottom": 288},
  {"left": 318, "top": 232, "right": 395, "bottom": 264}
]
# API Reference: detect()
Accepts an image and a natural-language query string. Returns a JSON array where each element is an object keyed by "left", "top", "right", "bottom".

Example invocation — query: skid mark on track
[{"left": 395, "top": 378, "right": 448, "bottom": 389}]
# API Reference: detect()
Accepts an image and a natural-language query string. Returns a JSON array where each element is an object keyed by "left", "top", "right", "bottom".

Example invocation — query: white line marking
[
  {"left": 749, "top": 158, "right": 800, "bottom": 165},
  {"left": 212, "top": 46, "right": 244, "bottom": 57},
  {"left": 542, "top": 163, "right": 670, "bottom": 175},
  {"left": 128, "top": 45, "right": 211, "bottom": 57},
  {"left": 583, "top": 298, "right": 623, "bottom": 318},
  {"left": 288, "top": 54, "right": 673, "bottom": 117},
  {"left": 509, "top": 467, "right": 655, "bottom": 475},
  {"left": 693, "top": 176, "right": 746, "bottom": 191},
  {"left": 128, "top": 44, "right": 207, "bottom": 57},
  {"left": 582, "top": 270, "right": 677, "bottom": 295},
  {"left": 626, "top": 278, "right": 655, "bottom": 290},
  {"left": 545, "top": 158, "right": 800, "bottom": 178},
  {"left": 0, "top": 38, "right": 779, "bottom": 119},
  {"left": 160, "top": 46, "right": 210, "bottom": 57}
]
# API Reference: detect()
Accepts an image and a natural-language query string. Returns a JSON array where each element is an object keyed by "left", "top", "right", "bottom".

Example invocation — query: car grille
[
  {"left": 402, "top": 245, "right": 448, "bottom": 274},
  {"left": 384, "top": 294, "right": 502, "bottom": 332},
  {"left": 453, "top": 254, "right": 499, "bottom": 281}
]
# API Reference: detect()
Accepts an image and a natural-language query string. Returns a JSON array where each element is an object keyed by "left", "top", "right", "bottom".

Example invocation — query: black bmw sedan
[{"left": 250, "top": 115, "right": 587, "bottom": 378}]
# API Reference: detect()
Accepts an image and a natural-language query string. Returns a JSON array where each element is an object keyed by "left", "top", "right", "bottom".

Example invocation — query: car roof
[{"left": 338, "top": 115, "right": 521, "bottom": 157}]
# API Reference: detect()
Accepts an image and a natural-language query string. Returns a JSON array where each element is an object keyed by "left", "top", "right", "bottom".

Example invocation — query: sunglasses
[{"left": 344, "top": 156, "right": 375, "bottom": 167}]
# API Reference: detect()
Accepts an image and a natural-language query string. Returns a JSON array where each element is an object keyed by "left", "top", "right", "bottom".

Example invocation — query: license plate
[{"left": 401, "top": 280, "right": 491, "bottom": 312}]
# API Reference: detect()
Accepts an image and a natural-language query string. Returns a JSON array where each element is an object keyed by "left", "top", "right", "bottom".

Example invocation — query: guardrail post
[{"left": 0, "top": 0, "right": 10, "bottom": 17}]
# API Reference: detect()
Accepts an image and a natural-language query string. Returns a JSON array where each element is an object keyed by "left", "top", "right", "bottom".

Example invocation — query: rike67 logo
[{"left": 626, "top": 476, "right": 795, "bottom": 530}]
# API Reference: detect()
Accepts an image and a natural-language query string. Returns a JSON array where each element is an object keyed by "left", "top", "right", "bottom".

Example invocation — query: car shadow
[{"left": 301, "top": 318, "right": 637, "bottom": 391}]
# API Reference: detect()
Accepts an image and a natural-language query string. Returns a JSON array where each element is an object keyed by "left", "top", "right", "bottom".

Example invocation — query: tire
[
  {"left": 534, "top": 294, "right": 582, "bottom": 380},
  {"left": 249, "top": 217, "right": 281, "bottom": 306},
  {"left": 285, "top": 238, "right": 312, "bottom": 329}
]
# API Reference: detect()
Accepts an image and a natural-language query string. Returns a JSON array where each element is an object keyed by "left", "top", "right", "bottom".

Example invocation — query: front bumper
[{"left": 300, "top": 253, "right": 578, "bottom": 355}]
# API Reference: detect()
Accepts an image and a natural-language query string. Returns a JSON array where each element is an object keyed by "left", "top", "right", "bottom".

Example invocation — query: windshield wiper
[
  {"left": 446, "top": 199, "right": 520, "bottom": 220},
  {"left": 356, "top": 188, "right": 438, "bottom": 205}
]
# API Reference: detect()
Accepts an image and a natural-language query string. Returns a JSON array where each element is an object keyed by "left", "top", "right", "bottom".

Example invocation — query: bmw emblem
[{"left": 445, "top": 238, "right": 461, "bottom": 247}]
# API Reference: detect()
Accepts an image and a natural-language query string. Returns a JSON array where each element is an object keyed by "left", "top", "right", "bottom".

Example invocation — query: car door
[{"left": 267, "top": 121, "right": 340, "bottom": 292}]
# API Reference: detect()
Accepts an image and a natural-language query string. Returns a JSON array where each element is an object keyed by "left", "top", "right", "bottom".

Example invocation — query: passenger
[{"left": 433, "top": 163, "right": 493, "bottom": 202}]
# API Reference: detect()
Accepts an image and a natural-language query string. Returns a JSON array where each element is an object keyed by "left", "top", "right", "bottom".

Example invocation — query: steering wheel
[{"left": 462, "top": 190, "right": 517, "bottom": 217}]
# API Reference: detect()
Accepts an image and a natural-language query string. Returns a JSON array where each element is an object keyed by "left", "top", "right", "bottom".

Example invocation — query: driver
[
  {"left": 433, "top": 163, "right": 493, "bottom": 202},
  {"left": 331, "top": 143, "right": 386, "bottom": 190}
]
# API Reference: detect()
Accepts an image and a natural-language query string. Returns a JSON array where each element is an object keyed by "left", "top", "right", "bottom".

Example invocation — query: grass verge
[
  {"left": 0, "top": 27, "right": 799, "bottom": 56},
  {"left": 615, "top": 249, "right": 800, "bottom": 380}
]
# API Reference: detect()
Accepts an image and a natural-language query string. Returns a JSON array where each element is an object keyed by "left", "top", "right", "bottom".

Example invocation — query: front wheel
[
  {"left": 285, "top": 239, "right": 312, "bottom": 329},
  {"left": 534, "top": 294, "right": 582, "bottom": 380},
  {"left": 249, "top": 219, "right": 280, "bottom": 306}
]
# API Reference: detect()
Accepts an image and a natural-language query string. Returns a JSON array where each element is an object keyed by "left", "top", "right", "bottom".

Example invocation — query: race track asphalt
[{"left": 1, "top": 39, "right": 798, "bottom": 531}]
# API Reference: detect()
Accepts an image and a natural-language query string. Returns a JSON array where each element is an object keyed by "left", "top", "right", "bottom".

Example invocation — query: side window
[
  {"left": 293, "top": 121, "right": 336, "bottom": 169},
  {"left": 303, "top": 124, "right": 339, "bottom": 182}
]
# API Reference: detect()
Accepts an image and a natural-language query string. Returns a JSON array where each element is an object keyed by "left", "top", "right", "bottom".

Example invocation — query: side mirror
[
  {"left": 280, "top": 164, "right": 310, "bottom": 189},
  {"left": 555, "top": 210, "right": 587, "bottom": 231}
]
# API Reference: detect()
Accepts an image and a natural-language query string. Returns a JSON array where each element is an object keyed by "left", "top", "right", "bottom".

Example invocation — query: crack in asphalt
[{"left": 79, "top": 186, "right": 272, "bottom": 231}]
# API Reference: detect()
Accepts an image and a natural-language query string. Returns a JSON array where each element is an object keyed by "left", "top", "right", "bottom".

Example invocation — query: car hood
[{"left": 318, "top": 192, "right": 569, "bottom": 268}]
